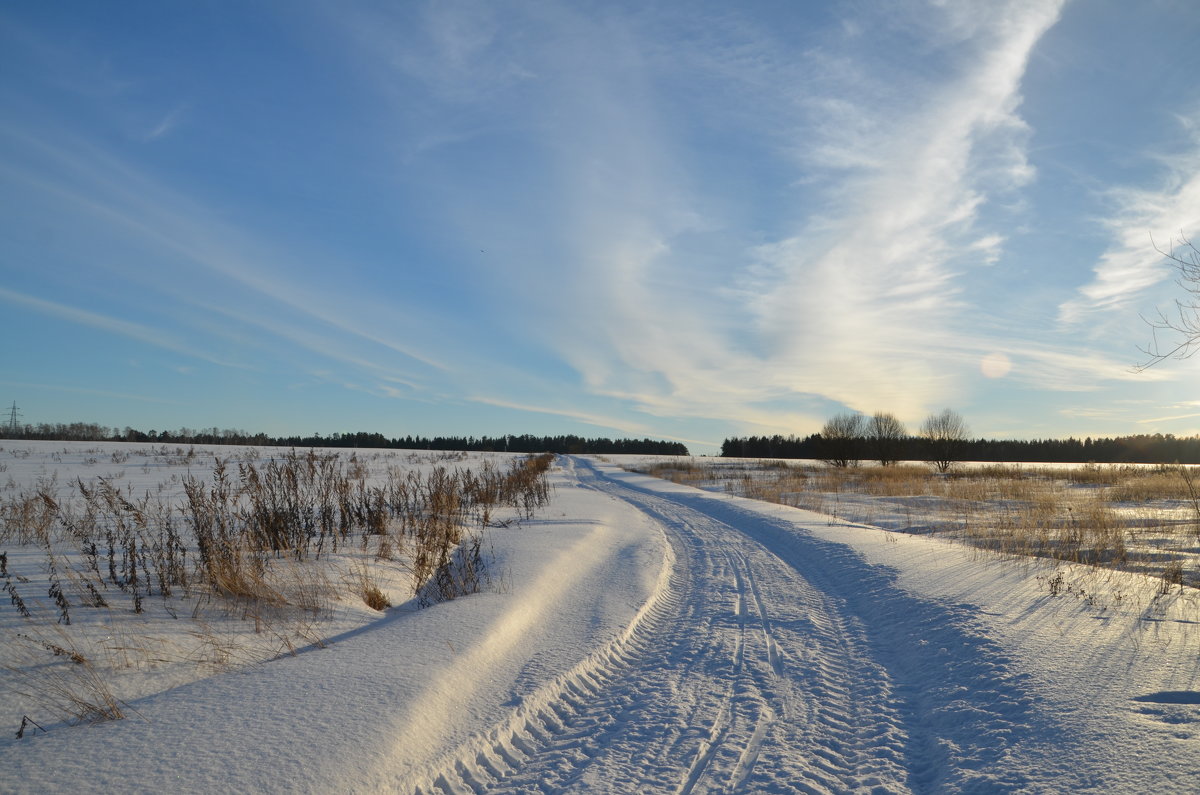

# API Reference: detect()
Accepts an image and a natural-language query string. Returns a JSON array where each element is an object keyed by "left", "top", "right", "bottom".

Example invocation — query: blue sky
[{"left": 3, "top": 0, "right": 1200, "bottom": 454}]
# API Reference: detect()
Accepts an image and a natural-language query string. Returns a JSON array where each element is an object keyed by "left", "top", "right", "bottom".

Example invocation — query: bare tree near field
[
  {"left": 868, "top": 412, "right": 907, "bottom": 466},
  {"left": 1137, "top": 235, "right": 1200, "bottom": 370},
  {"left": 920, "top": 408, "right": 969, "bottom": 473},
  {"left": 818, "top": 412, "right": 865, "bottom": 468}
]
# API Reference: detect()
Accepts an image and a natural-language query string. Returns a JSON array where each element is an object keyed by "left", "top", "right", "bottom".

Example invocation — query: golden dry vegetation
[{"left": 633, "top": 458, "right": 1200, "bottom": 592}]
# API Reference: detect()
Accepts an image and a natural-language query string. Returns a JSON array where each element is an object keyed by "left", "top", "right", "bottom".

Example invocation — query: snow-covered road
[{"left": 427, "top": 457, "right": 1040, "bottom": 793}]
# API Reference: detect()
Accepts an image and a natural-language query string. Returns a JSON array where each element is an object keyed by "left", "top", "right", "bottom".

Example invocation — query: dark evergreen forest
[
  {"left": 3, "top": 422, "right": 689, "bottom": 456},
  {"left": 721, "top": 433, "right": 1200, "bottom": 464}
]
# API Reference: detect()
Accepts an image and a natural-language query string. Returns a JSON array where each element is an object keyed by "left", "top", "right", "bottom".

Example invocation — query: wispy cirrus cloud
[
  {"left": 0, "top": 122, "right": 451, "bottom": 380},
  {"left": 143, "top": 104, "right": 188, "bottom": 142},
  {"left": 469, "top": 396, "right": 656, "bottom": 437},
  {"left": 0, "top": 286, "right": 246, "bottom": 369},
  {"left": 998, "top": 341, "right": 1174, "bottom": 391},
  {"left": 0, "top": 380, "right": 179, "bottom": 405},
  {"left": 1060, "top": 112, "right": 1200, "bottom": 325}
]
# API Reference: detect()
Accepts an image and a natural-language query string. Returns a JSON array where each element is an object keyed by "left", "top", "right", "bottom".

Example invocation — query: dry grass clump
[
  {"left": 855, "top": 465, "right": 933, "bottom": 496},
  {"left": 639, "top": 459, "right": 718, "bottom": 487},
  {"left": 0, "top": 491, "right": 59, "bottom": 546},
  {"left": 640, "top": 458, "right": 812, "bottom": 500},
  {"left": 346, "top": 563, "right": 391, "bottom": 611},
  {"left": 966, "top": 497, "right": 1129, "bottom": 568},
  {"left": 740, "top": 474, "right": 807, "bottom": 504},
  {"left": 6, "top": 625, "right": 126, "bottom": 728},
  {"left": 1107, "top": 472, "right": 1183, "bottom": 502},
  {"left": 738, "top": 465, "right": 809, "bottom": 504},
  {"left": 956, "top": 468, "right": 1041, "bottom": 502},
  {"left": 1104, "top": 464, "right": 1200, "bottom": 504}
]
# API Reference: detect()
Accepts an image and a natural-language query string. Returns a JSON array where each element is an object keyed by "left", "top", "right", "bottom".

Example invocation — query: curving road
[{"left": 417, "top": 458, "right": 1042, "bottom": 794}]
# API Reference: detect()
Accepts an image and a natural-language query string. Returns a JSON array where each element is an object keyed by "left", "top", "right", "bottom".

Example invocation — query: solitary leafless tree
[
  {"left": 867, "top": 412, "right": 907, "bottom": 466},
  {"left": 818, "top": 412, "right": 865, "bottom": 467},
  {"left": 1138, "top": 235, "right": 1200, "bottom": 370},
  {"left": 919, "top": 408, "right": 969, "bottom": 473}
]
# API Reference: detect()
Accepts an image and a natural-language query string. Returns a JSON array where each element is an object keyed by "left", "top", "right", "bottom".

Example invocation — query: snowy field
[
  {"left": 2, "top": 444, "right": 1200, "bottom": 792},
  {"left": 625, "top": 455, "right": 1200, "bottom": 592}
]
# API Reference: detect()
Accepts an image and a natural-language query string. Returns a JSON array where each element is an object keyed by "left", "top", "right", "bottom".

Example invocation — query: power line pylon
[{"left": 6, "top": 401, "right": 21, "bottom": 437}]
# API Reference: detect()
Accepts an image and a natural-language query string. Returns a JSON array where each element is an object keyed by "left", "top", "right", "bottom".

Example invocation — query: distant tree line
[
  {"left": 2, "top": 423, "right": 689, "bottom": 456},
  {"left": 722, "top": 430, "right": 1200, "bottom": 465}
]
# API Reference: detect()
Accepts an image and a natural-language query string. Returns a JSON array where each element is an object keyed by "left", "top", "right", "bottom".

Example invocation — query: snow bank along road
[{"left": 4, "top": 456, "right": 1199, "bottom": 792}]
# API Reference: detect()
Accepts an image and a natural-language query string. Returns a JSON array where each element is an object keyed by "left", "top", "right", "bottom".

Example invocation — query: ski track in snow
[{"left": 417, "top": 458, "right": 1043, "bottom": 794}]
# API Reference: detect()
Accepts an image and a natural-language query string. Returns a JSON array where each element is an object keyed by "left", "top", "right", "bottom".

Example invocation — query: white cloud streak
[
  {"left": 0, "top": 380, "right": 179, "bottom": 405},
  {"left": 143, "top": 105, "right": 188, "bottom": 141},
  {"left": 468, "top": 396, "right": 655, "bottom": 437},
  {"left": 0, "top": 286, "right": 246, "bottom": 369},
  {"left": 0, "top": 123, "right": 450, "bottom": 380},
  {"left": 1060, "top": 115, "right": 1200, "bottom": 324}
]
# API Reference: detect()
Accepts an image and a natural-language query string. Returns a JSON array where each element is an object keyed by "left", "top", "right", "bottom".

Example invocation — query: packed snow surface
[{"left": 3, "top": 455, "right": 1200, "bottom": 792}]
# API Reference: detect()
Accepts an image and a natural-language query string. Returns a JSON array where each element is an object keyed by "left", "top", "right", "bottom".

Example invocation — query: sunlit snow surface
[{"left": 2, "top": 445, "right": 1199, "bottom": 792}]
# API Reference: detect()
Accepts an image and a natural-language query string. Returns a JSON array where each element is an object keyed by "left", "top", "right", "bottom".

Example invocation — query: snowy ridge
[{"left": 408, "top": 477, "right": 678, "bottom": 793}]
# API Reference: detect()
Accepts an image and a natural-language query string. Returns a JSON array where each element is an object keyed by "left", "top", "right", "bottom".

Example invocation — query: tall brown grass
[{"left": 1, "top": 449, "right": 556, "bottom": 730}]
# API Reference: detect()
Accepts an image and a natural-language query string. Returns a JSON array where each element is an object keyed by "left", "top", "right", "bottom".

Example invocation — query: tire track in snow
[
  {"left": 417, "top": 459, "right": 1040, "bottom": 793},
  {"left": 577, "top": 466, "right": 912, "bottom": 793},
  {"left": 464, "top": 471, "right": 804, "bottom": 794},
  {"left": 607, "top": 465, "right": 1044, "bottom": 793}
]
